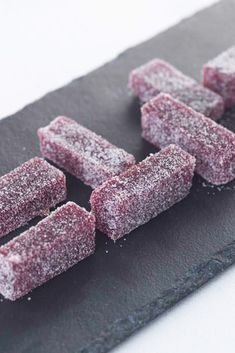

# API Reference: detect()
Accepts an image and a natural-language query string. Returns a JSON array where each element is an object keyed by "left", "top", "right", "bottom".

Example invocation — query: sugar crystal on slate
[
  {"left": 128, "top": 58, "right": 224, "bottom": 120},
  {"left": 38, "top": 116, "right": 135, "bottom": 189},
  {"left": 0, "top": 202, "right": 95, "bottom": 300},
  {"left": 203, "top": 46, "right": 235, "bottom": 108},
  {"left": 90, "top": 144, "right": 195, "bottom": 241},
  {"left": 141, "top": 93, "right": 235, "bottom": 185},
  {"left": 0, "top": 157, "right": 66, "bottom": 238}
]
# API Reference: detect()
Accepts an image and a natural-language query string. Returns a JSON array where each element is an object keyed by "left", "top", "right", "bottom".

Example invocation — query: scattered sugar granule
[
  {"left": 90, "top": 144, "right": 195, "bottom": 241},
  {"left": 141, "top": 93, "right": 235, "bottom": 185},
  {"left": 0, "top": 202, "right": 95, "bottom": 301},
  {"left": 202, "top": 180, "right": 235, "bottom": 192},
  {"left": 0, "top": 157, "right": 66, "bottom": 238},
  {"left": 203, "top": 46, "right": 235, "bottom": 108},
  {"left": 128, "top": 58, "right": 224, "bottom": 120},
  {"left": 38, "top": 116, "right": 135, "bottom": 189}
]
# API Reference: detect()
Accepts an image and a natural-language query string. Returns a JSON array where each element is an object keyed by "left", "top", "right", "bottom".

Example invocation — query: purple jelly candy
[
  {"left": 90, "top": 144, "right": 195, "bottom": 241},
  {"left": 0, "top": 157, "right": 66, "bottom": 238},
  {"left": 38, "top": 116, "right": 135, "bottom": 189},
  {"left": 173, "top": 84, "right": 224, "bottom": 121},
  {"left": 0, "top": 202, "right": 95, "bottom": 300},
  {"left": 128, "top": 58, "right": 224, "bottom": 120},
  {"left": 203, "top": 46, "right": 235, "bottom": 108},
  {"left": 141, "top": 93, "right": 235, "bottom": 185}
]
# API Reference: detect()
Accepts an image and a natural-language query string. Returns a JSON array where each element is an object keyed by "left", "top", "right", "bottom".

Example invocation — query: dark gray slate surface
[{"left": 1, "top": 1, "right": 235, "bottom": 352}]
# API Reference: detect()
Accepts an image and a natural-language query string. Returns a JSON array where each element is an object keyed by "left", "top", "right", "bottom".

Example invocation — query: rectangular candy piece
[
  {"left": 141, "top": 93, "right": 235, "bottom": 185},
  {"left": 0, "top": 202, "right": 95, "bottom": 300},
  {"left": 90, "top": 144, "right": 195, "bottom": 241},
  {"left": 0, "top": 157, "right": 66, "bottom": 238},
  {"left": 38, "top": 116, "right": 135, "bottom": 189},
  {"left": 128, "top": 58, "right": 224, "bottom": 120},
  {"left": 173, "top": 84, "right": 224, "bottom": 122},
  {"left": 203, "top": 46, "right": 235, "bottom": 108}
]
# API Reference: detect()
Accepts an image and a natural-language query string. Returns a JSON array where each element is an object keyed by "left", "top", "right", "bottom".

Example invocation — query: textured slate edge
[{"left": 81, "top": 240, "right": 235, "bottom": 353}]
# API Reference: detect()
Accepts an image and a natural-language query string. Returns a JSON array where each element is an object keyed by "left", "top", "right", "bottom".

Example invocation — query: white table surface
[{"left": 1, "top": 1, "right": 235, "bottom": 352}]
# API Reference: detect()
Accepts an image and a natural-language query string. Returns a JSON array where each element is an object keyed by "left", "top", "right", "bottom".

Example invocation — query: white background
[{"left": 1, "top": 1, "right": 235, "bottom": 352}]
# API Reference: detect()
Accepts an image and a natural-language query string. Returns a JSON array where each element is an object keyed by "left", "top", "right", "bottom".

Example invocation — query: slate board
[{"left": 1, "top": 1, "right": 235, "bottom": 352}]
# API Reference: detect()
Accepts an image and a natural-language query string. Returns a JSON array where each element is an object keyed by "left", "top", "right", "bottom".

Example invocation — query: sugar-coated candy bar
[
  {"left": 128, "top": 58, "right": 195, "bottom": 102},
  {"left": 0, "top": 157, "right": 66, "bottom": 238},
  {"left": 203, "top": 46, "right": 235, "bottom": 108},
  {"left": 90, "top": 144, "right": 195, "bottom": 241},
  {"left": 141, "top": 93, "right": 235, "bottom": 185},
  {"left": 173, "top": 84, "right": 224, "bottom": 122},
  {"left": 38, "top": 116, "right": 135, "bottom": 189},
  {"left": 0, "top": 202, "right": 95, "bottom": 300},
  {"left": 128, "top": 58, "right": 224, "bottom": 120}
]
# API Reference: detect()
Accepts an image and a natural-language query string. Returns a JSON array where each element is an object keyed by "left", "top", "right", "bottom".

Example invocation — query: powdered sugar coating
[
  {"left": 0, "top": 202, "right": 95, "bottom": 300},
  {"left": 205, "top": 46, "right": 235, "bottom": 74},
  {"left": 0, "top": 157, "right": 66, "bottom": 238},
  {"left": 141, "top": 93, "right": 235, "bottom": 185},
  {"left": 203, "top": 46, "right": 235, "bottom": 107},
  {"left": 128, "top": 59, "right": 195, "bottom": 101},
  {"left": 174, "top": 84, "right": 224, "bottom": 121},
  {"left": 38, "top": 116, "right": 135, "bottom": 189},
  {"left": 90, "top": 144, "right": 195, "bottom": 241},
  {"left": 128, "top": 58, "right": 224, "bottom": 120}
]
